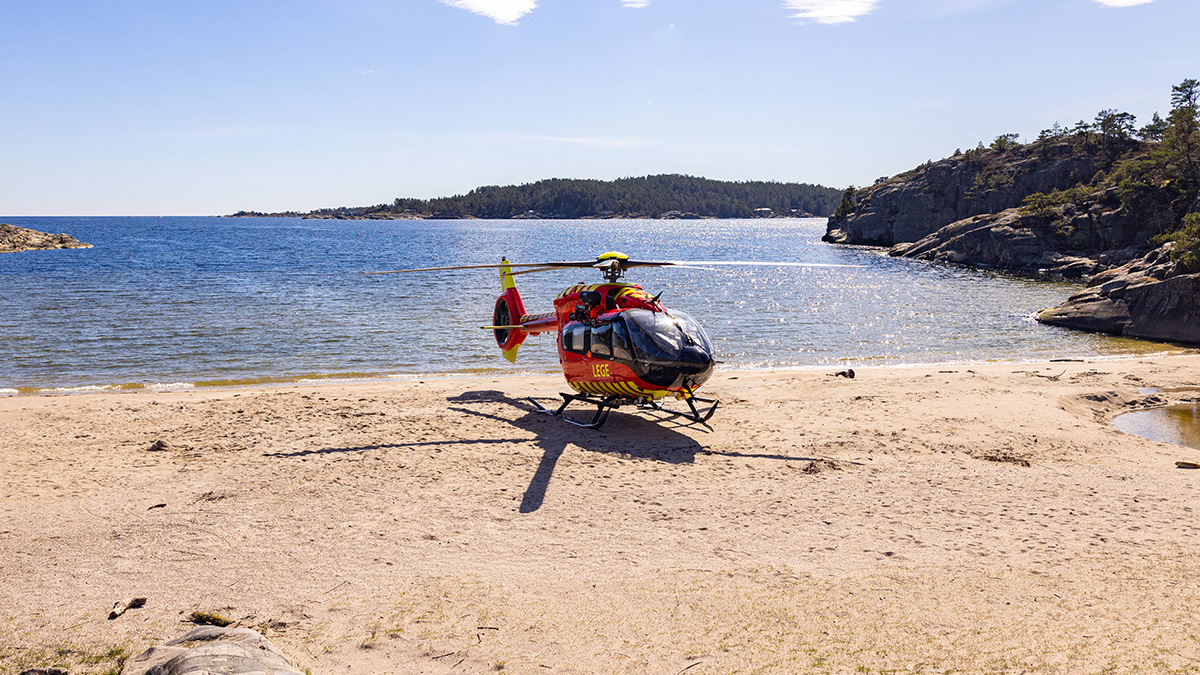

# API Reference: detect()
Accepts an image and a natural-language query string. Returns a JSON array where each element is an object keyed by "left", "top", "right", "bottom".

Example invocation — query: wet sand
[{"left": 3, "top": 356, "right": 1200, "bottom": 674}]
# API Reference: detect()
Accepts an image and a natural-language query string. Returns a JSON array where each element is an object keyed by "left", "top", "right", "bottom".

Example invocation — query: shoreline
[
  {"left": 5, "top": 345, "right": 1198, "bottom": 397},
  {"left": 5, "top": 355, "right": 1200, "bottom": 673}
]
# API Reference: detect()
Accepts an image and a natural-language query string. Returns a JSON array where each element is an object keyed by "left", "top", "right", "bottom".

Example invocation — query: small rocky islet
[{"left": 0, "top": 223, "right": 91, "bottom": 253}]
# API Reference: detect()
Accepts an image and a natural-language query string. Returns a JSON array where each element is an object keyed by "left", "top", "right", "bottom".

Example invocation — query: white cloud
[
  {"left": 439, "top": 0, "right": 537, "bottom": 25},
  {"left": 782, "top": 0, "right": 881, "bottom": 24},
  {"left": 1094, "top": 0, "right": 1154, "bottom": 6},
  {"left": 621, "top": 0, "right": 651, "bottom": 7}
]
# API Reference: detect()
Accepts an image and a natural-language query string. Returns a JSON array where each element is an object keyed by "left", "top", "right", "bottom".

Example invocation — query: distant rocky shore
[
  {"left": 227, "top": 209, "right": 816, "bottom": 220},
  {"left": 0, "top": 223, "right": 91, "bottom": 253},
  {"left": 226, "top": 174, "right": 839, "bottom": 221},
  {"left": 823, "top": 142, "right": 1164, "bottom": 277}
]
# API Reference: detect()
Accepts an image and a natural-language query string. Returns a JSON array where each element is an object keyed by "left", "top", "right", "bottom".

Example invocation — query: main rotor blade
[
  {"left": 362, "top": 257, "right": 861, "bottom": 276},
  {"left": 506, "top": 266, "right": 573, "bottom": 277},
  {"left": 620, "top": 259, "right": 860, "bottom": 269},
  {"left": 663, "top": 260, "right": 861, "bottom": 268},
  {"left": 614, "top": 260, "right": 678, "bottom": 269},
  {"left": 363, "top": 260, "right": 599, "bottom": 275}
]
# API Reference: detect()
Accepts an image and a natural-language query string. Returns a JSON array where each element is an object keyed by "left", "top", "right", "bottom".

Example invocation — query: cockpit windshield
[{"left": 620, "top": 309, "right": 712, "bottom": 365}]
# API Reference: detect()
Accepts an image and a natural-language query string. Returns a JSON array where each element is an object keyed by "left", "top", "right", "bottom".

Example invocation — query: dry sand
[{"left": 3, "top": 357, "right": 1200, "bottom": 674}]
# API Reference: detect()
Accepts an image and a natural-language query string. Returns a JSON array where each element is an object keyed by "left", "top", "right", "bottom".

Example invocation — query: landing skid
[
  {"left": 529, "top": 392, "right": 620, "bottom": 429},
  {"left": 529, "top": 391, "right": 718, "bottom": 429}
]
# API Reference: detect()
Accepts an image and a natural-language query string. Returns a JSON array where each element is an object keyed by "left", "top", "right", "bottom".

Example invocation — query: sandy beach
[{"left": 3, "top": 356, "right": 1200, "bottom": 674}]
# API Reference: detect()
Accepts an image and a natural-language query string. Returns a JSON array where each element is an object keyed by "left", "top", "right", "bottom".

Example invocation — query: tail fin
[{"left": 493, "top": 258, "right": 528, "bottom": 363}]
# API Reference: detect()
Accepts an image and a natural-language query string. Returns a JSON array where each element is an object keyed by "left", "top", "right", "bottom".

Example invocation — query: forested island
[
  {"left": 826, "top": 78, "right": 1200, "bottom": 344},
  {"left": 232, "top": 174, "right": 842, "bottom": 220}
]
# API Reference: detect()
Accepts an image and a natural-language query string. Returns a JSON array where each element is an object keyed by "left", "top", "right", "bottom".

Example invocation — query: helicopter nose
[
  {"left": 680, "top": 345, "right": 716, "bottom": 383},
  {"left": 681, "top": 344, "right": 712, "bottom": 365}
]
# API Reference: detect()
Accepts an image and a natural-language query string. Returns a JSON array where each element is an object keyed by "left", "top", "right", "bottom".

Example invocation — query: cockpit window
[
  {"left": 621, "top": 309, "right": 712, "bottom": 364},
  {"left": 560, "top": 309, "right": 711, "bottom": 370},
  {"left": 563, "top": 323, "right": 590, "bottom": 354},
  {"left": 610, "top": 321, "right": 633, "bottom": 361},
  {"left": 591, "top": 322, "right": 612, "bottom": 358}
]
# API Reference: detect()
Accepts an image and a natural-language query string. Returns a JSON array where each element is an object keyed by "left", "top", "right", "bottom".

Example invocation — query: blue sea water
[{"left": 0, "top": 216, "right": 1184, "bottom": 393}]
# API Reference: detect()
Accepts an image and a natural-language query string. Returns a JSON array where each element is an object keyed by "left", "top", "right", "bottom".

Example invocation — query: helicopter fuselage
[
  {"left": 369, "top": 252, "right": 725, "bottom": 426},
  {"left": 540, "top": 282, "right": 716, "bottom": 400}
]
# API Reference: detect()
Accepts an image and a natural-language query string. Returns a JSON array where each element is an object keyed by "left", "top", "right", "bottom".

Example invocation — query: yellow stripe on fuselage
[
  {"left": 557, "top": 282, "right": 634, "bottom": 299},
  {"left": 569, "top": 379, "right": 673, "bottom": 400}
]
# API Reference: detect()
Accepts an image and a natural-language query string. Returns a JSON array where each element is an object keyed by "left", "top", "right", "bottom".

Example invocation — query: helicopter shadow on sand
[
  {"left": 264, "top": 390, "right": 819, "bottom": 514},
  {"left": 447, "top": 389, "right": 820, "bottom": 513}
]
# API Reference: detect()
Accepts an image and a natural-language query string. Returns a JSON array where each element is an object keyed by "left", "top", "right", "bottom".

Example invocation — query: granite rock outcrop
[
  {"left": 1038, "top": 245, "right": 1200, "bottom": 343},
  {"left": 824, "top": 138, "right": 1198, "bottom": 345},
  {"left": 0, "top": 223, "right": 91, "bottom": 253},
  {"left": 824, "top": 143, "right": 1108, "bottom": 248}
]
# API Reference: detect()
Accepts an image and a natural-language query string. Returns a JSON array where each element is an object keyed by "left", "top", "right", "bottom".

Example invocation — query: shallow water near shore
[
  {"left": 1114, "top": 402, "right": 1200, "bottom": 451},
  {"left": 0, "top": 216, "right": 1189, "bottom": 393}
]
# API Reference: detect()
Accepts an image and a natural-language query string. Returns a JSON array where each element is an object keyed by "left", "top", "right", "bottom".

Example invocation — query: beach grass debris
[
  {"left": 195, "top": 490, "right": 229, "bottom": 502},
  {"left": 976, "top": 450, "right": 1032, "bottom": 467},
  {"left": 803, "top": 458, "right": 846, "bottom": 474},
  {"left": 12, "top": 644, "right": 129, "bottom": 675},
  {"left": 188, "top": 611, "right": 233, "bottom": 627},
  {"left": 88, "top": 646, "right": 129, "bottom": 675}
]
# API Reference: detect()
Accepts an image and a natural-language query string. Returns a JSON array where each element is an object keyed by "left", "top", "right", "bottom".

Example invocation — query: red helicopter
[{"left": 368, "top": 251, "right": 832, "bottom": 428}]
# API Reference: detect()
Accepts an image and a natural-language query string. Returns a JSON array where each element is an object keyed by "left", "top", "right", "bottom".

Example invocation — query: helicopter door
[
  {"left": 609, "top": 321, "right": 633, "bottom": 361},
  {"left": 590, "top": 323, "right": 612, "bottom": 358}
]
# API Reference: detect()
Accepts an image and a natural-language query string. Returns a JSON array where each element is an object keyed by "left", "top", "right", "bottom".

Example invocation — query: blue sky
[{"left": 1, "top": 0, "right": 1196, "bottom": 215}]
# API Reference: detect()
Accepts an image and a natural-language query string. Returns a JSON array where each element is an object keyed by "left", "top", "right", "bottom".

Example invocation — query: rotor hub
[{"left": 601, "top": 260, "right": 625, "bottom": 282}]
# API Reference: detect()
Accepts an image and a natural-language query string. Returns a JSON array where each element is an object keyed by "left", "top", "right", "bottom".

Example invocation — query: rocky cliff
[
  {"left": 823, "top": 135, "right": 1199, "bottom": 344},
  {"left": 0, "top": 223, "right": 91, "bottom": 253},
  {"left": 885, "top": 189, "right": 1164, "bottom": 279},
  {"left": 823, "top": 141, "right": 1175, "bottom": 275},
  {"left": 824, "top": 143, "right": 1112, "bottom": 249}
]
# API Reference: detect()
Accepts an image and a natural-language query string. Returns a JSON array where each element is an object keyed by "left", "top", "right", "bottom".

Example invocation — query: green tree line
[
  {"left": 1045, "top": 79, "right": 1199, "bottom": 270},
  {"left": 974, "top": 79, "right": 1199, "bottom": 271},
  {"left": 308, "top": 174, "right": 842, "bottom": 219}
]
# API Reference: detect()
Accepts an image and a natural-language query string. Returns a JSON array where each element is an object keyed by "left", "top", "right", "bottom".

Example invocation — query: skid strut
[
  {"left": 530, "top": 391, "right": 719, "bottom": 429},
  {"left": 529, "top": 392, "right": 622, "bottom": 429},
  {"left": 636, "top": 394, "right": 719, "bottom": 424}
]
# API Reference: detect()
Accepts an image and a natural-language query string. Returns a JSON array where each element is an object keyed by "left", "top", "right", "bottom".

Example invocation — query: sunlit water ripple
[{"left": 0, "top": 216, "right": 1189, "bottom": 394}]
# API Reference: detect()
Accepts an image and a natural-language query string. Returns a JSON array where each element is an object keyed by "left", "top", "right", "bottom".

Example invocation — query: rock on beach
[
  {"left": 1037, "top": 244, "right": 1200, "bottom": 343},
  {"left": 120, "top": 627, "right": 305, "bottom": 675}
]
